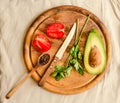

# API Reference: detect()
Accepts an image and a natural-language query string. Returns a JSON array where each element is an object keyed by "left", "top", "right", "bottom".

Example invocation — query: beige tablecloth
[{"left": 0, "top": 0, "right": 120, "bottom": 103}]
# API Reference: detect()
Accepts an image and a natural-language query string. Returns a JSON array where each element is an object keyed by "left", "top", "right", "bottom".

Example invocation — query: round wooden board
[{"left": 24, "top": 5, "right": 111, "bottom": 94}]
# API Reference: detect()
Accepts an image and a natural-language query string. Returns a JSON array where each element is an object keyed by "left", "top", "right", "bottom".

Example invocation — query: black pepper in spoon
[{"left": 39, "top": 54, "right": 50, "bottom": 65}]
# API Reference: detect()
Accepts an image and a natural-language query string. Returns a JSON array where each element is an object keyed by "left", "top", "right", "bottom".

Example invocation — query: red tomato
[
  {"left": 32, "top": 34, "right": 51, "bottom": 52},
  {"left": 46, "top": 23, "right": 64, "bottom": 39}
]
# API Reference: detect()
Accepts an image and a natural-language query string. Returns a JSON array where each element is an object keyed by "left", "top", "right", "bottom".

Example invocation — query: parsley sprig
[{"left": 51, "top": 15, "right": 91, "bottom": 81}]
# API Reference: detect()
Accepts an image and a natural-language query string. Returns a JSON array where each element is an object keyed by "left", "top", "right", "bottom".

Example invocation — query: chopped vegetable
[
  {"left": 32, "top": 34, "right": 51, "bottom": 52},
  {"left": 46, "top": 23, "right": 64, "bottom": 39}
]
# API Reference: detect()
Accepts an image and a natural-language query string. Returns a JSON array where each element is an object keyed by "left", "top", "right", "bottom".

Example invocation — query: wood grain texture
[{"left": 23, "top": 5, "right": 111, "bottom": 94}]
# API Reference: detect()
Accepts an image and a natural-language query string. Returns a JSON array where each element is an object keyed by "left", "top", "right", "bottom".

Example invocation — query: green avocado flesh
[{"left": 84, "top": 29, "right": 107, "bottom": 75}]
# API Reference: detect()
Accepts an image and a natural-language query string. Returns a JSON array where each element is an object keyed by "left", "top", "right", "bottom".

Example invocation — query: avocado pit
[{"left": 89, "top": 46, "right": 102, "bottom": 67}]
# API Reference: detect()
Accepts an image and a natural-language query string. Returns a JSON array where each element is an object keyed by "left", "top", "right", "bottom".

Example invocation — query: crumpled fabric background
[{"left": 0, "top": 0, "right": 120, "bottom": 103}]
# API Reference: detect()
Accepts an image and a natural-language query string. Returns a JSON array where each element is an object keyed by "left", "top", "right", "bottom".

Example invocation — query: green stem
[
  {"left": 77, "top": 14, "right": 91, "bottom": 45},
  {"left": 74, "top": 19, "right": 80, "bottom": 45},
  {"left": 65, "top": 54, "right": 71, "bottom": 67},
  {"left": 64, "top": 15, "right": 91, "bottom": 68}
]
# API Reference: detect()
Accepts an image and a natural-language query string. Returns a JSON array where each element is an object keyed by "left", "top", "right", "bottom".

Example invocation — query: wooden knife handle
[
  {"left": 39, "top": 57, "right": 58, "bottom": 86},
  {"left": 6, "top": 66, "right": 39, "bottom": 99}
]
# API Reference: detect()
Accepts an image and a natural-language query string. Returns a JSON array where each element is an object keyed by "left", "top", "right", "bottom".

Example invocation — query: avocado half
[{"left": 84, "top": 29, "right": 107, "bottom": 75}]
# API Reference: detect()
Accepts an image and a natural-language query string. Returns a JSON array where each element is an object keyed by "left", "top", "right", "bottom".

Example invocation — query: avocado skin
[{"left": 84, "top": 29, "right": 107, "bottom": 75}]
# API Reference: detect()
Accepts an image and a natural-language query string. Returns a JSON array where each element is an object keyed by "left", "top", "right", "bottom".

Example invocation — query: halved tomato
[
  {"left": 46, "top": 23, "right": 64, "bottom": 39},
  {"left": 32, "top": 34, "right": 51, "bottom": 52}
]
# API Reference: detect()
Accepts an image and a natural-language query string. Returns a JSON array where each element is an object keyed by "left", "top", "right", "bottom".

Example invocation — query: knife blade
[{"left": 39, "top": 22, "right": 76, "bottom": 86}]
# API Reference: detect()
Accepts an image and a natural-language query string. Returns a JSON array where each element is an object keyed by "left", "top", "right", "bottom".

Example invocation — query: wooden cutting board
[{"left": 23, "top": 5, "right": 111, "bottom": 94}]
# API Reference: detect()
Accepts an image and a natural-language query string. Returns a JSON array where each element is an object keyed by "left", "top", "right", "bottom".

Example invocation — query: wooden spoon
[{"left": 6, "top": 54, "right": 50, "bottom": 99}]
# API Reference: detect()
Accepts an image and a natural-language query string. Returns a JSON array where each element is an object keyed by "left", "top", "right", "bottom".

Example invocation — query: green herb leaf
[
  {"left": 78, "top": 51, "right": 82, "bottom": 60},
  {"left": 70, "top": 46, "right": 75, "bottom": 56},
  {"left": 51, "top": 71, "right": 58, "bottom": 77},
  {"left": 66, "top": 66, "right": 72, "bottom": 76},
  {"left": 70, "top": 59, "right": 77, "bottom": 65},
  {"left": 74, "top": 45, "right": 79, "bottom": 53},
  {"left": 78, "top": 67, "right": 84, "bottom": 75},
  {"left": 74, "top": 61, "right": 84, "bottom": 75},
  {"left": 56, "top": 75, "right": 63, "bottom": 81},
  {"left": 55, "top": 65, "right": 66, "bottom": 72},
  {"left": 60, "top": 72, "right": 65, "bottom": 78},
  {"left": 74, "top": 45, "right": 79, "bottom": 59},
  {"left": 51, "top": 65, "right": 72, "bottom": 81}
]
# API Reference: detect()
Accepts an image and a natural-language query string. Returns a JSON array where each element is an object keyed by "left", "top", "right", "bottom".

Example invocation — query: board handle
[{"left": 6, "top": 66, "right": 39, "bottom": 99}]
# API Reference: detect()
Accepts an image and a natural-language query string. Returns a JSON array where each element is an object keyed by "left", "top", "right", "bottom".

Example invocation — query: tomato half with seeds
[
  {"left": 32, "top": 34, "right": 51, "bottom": 52},
  {"left": 46, "top": 23, "right": 64, "bottom": 39}
]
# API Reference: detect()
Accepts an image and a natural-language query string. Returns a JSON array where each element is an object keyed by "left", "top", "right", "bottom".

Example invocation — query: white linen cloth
[{"left": 0, "top": 0, "right": 120, "bottom": 103}]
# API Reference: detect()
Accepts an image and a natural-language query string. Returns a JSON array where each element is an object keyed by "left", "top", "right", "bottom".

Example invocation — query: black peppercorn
[{"left": 38, "top": 54, "right": 50, "bottom": 65}]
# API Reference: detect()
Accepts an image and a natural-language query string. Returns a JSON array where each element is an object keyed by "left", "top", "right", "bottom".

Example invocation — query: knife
[{"left": 39, "top": 22, "right": 76, "bottom": 86}]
